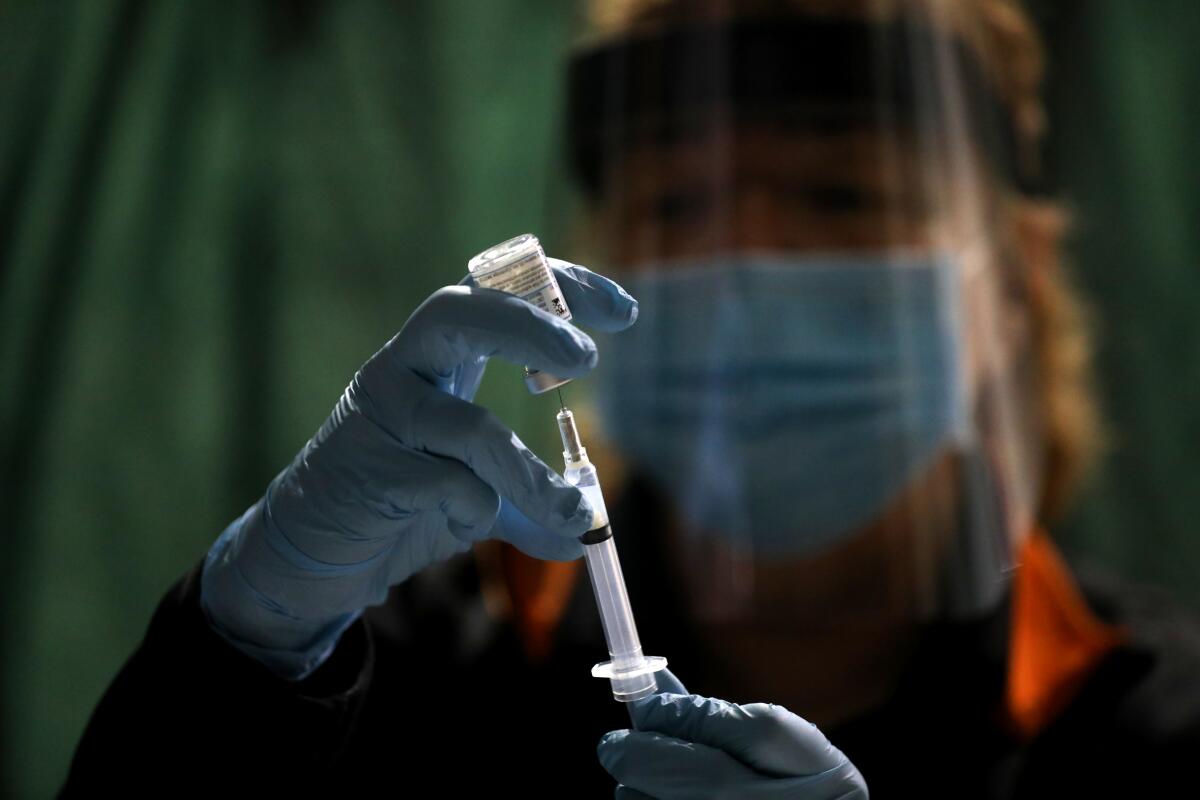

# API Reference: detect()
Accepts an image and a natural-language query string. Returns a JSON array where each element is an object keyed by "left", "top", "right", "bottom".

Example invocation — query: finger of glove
[
  {"left": 548, "top": 258, "right": 639, "bottom": 332},
  {"left": 492, "top": 498, "right": 584, "bottom": 561},
  {"left": 647, "top": 667, "right": 687, "bottom": 696},
  {"left": 628, "top": 667, "right": 688, "bottom": 724},
  {"left": 450, "top": 356, "right": 487, "bottom": 402},
  {"left": 262, "top": 415, "right": 498, "bottom": 565},
  {"left": 393, "top": 286, "right": 597, "bottom": 387},
  {"left": 630, "top": 694, "right": 845, "bottom": 779},
  {"left": 397, "top": 377, "right": 593, "bottom": 537},
  {"left": 598, "top": 730, "right": 763, "bottom": 799},
  {"left": 403, "top": 450, "right": 503, "bottom": 542},
  {"left": 614, "top": 786, "right": 656, "bottom": 800},
  {"left": 768, "top": 765, "right": 870, "bottom": 800}
]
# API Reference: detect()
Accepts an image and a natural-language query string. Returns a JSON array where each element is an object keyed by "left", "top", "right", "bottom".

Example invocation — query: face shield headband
[{"left": 566, "top": 15, "right": 1037, "bottom": 199}]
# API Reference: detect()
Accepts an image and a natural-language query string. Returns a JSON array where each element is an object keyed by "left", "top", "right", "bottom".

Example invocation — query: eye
[
  {"left": 653, "top": 189, "right": 714, "bottom": 225},
  {"left": 800, "top": 184, "right": 877, "bottom": 214}
]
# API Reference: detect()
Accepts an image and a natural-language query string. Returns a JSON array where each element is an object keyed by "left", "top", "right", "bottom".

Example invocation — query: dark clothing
[{"left": 63, "top": 489, "right": 1200, "bottom": 797}]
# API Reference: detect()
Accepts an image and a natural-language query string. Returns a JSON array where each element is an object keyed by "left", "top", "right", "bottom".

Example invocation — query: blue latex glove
[
  {"left": 599, "top": 670, "right": 869, "bottom": 799},
  {"left": 201, "top": 259, "right": 638, "bottom": 679}
]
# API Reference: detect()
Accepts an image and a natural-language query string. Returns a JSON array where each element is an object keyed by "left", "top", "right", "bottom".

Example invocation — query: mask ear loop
[
  {"left": 934, "top": 442, "right": 1019, "bottom": 618},
  {"left": 939, "top": 240, "right": 1036, "bottom": 618}
]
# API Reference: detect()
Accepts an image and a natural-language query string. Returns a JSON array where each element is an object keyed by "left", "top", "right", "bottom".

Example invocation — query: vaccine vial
[{"left": 468, "top": 233, "right": 574, "bottom": 394}]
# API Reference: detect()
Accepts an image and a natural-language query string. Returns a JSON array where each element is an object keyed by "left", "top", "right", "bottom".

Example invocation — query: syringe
[{"left": 556, "top": 405, "right": 666, "bottom": 703}]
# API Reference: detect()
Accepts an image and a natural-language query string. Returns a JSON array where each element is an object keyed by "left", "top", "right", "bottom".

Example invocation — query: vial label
[{"left": 474, "top": 251, "right": 573, "bottom": 321}]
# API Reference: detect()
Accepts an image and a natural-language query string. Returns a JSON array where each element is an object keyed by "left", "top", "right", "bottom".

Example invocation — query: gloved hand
[
  {"left": 598, "top": 671, "right": 869, "bottom": 799},
  {"left": 201, "top": 259, "right": 638, "bottom": 679}
]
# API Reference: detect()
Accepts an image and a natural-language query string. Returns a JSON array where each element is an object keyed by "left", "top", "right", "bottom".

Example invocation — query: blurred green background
[{"left": 1, "top": 1, "right": 1197, "bottom": 795}]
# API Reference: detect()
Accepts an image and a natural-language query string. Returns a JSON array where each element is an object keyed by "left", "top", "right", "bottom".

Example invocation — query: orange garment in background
[{"left": 1005, "top": 530, "right": 1126, "bottom": 739}]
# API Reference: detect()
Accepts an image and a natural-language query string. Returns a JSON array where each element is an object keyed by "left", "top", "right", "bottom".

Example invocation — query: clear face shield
[{"left": 567, "top": 2, "right": 1046, "bottom": 643}]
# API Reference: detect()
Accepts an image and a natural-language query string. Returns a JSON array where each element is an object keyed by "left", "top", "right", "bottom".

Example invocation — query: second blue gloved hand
[
  {"left": 201, "top": 259, "right": 638, "bottom": 679},
  {"left": 599, "top": 671, "right": 869, "bottom": 799}
]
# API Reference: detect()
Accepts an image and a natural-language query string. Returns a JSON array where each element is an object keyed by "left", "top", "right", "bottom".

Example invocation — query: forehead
[
  {"left": 601, "top": 123, "right": 961, "bottom": 258},
  {"left": 614, "top": 124, "right": 925, "bottom": 196}
]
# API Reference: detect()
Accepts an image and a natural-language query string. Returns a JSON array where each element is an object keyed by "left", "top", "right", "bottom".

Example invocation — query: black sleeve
[
  {"left": 1014, "top": 567, "right": 1200, "bottom": 796},
  {"left": 60, "top": 560, "right": 375, "bottom": 794}
]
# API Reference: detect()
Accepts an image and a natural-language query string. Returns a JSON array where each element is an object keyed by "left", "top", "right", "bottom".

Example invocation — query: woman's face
[{"left": 593, "top": 122, "right": 1039, "bottom": 720}]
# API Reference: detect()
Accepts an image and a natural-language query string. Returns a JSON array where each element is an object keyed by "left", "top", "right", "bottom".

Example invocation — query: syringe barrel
[
  {"left": 560, "top": 408, "right": 660, "bottom": 702},
  {"left": 584, "top": 535, "right": 644, "bottom": 670},
  {"left": 583, "top": 536, "right": 658, "bottom": 701},
  {"left": 565, "top": 458, "right": 639, "bottom": 664}
]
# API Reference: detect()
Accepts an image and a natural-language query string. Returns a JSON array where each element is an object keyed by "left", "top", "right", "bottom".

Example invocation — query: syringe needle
[{"left": 556, "top": 386, "right": 566, "bottom": 411}]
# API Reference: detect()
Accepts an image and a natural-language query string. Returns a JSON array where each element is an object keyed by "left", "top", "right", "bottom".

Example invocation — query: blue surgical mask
[{"left": 597, "top": 253, "right": 970, "bottom": 557}]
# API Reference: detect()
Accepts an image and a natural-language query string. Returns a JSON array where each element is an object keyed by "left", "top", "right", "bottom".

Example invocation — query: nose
[{"left": 733, "top": 181, "right": 792, "bottom": 250}]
